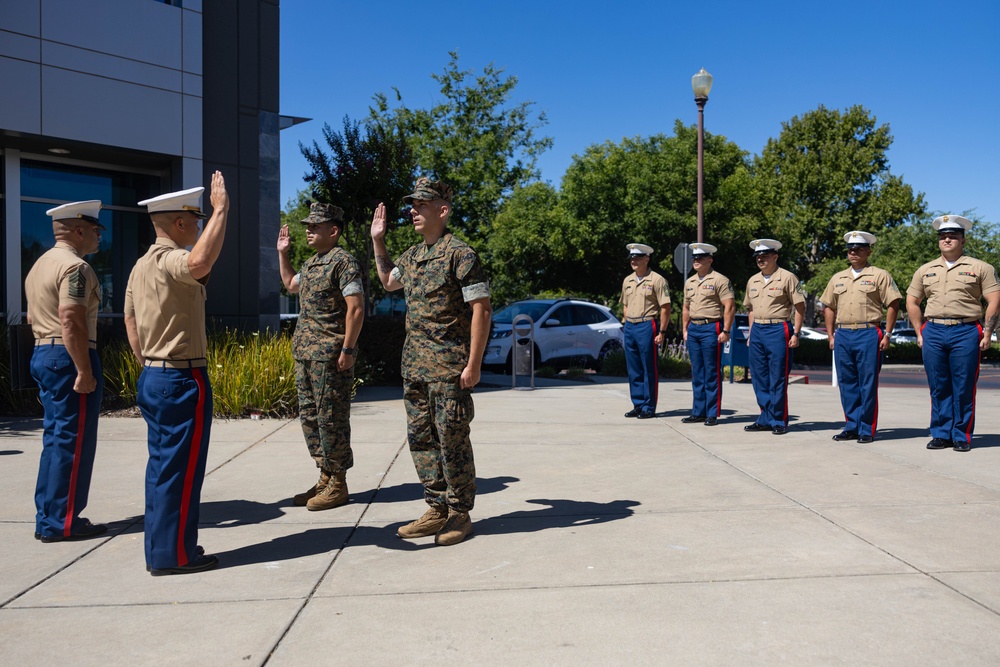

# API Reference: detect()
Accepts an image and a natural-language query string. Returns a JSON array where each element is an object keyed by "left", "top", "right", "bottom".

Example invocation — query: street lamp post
[{"left": 691, "top": 68, "right": 713, "bottom": 243}]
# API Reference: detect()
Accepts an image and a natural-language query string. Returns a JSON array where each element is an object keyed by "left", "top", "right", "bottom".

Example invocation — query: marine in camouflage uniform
[
  {"left": 370, "top": 177, "right": 492, "bottom": 546},
  {"left": 278, "top": 202, "right": 364, "bottom": 510}
]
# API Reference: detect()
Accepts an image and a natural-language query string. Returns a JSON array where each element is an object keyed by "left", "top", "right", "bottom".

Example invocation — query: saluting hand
[
  {"left": 210, "top": 170, "right": 229, "bottom": 212},
  {"left": 277, "top": 224, "right": 291, "bottom": 253},
  {"left": 370, "top": 202, "right": 388, "bottom": 242}
]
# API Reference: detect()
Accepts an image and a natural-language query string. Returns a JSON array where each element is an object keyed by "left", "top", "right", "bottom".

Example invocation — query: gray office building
[{"left": 1, "top": 0, "right": 284, "bottom": 331}]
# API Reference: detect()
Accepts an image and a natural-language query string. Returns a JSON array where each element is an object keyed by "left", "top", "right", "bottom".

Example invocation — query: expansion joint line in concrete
[
  {"left": 671, "top": 426, "right": 1000, "bottom": 621},
  {"left": 260, "top": 436, "right": 410, "bottom": 666}
]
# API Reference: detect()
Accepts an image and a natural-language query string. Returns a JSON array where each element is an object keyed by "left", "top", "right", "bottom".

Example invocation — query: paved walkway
[{"left": 2, "top": 373, "right": 1000, "bottom": 665}]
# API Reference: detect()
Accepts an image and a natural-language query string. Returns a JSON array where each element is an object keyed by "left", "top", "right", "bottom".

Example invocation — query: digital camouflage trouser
[
  {"left": 403, "top": 379, "right": 476, "bottom": 512},
  {"left": 295, "top": 359, "right": 353, "bottom": 473}
]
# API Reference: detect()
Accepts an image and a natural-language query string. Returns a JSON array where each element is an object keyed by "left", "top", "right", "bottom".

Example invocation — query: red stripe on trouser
[
  {"left": 63, "top": 394, "right": 87, "bottom": 536},
  {"left": 714, "top": 322, "right": 723, "bottom": 415},
  {"left": 871, "top": 328, "right": 882, "bottom": 436},
  {"left": 782, "top": 322, "right": 791, "bottom": 425},
  {"left": 176, "top": 368, "right": 207, "bottom": 566},
  {"left": 965, "top": 324, "right": 983, "bottom": 444},
  {"left": 651, "top": 320, "right": 659, "bottom": 406}
]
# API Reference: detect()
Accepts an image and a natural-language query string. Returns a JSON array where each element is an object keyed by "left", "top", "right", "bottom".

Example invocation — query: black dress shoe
[
  {"left": 772, "top": 426, "right": 788, "bottom": 435},
  {"left": 857, "top": 435, "right": 873, "bottom": 444},
  {"left": 681, "top": 415, "right": 706, "bottom": 423},
  {"left": 37, "top": 518, "right": 108, "bottom": 543},
  {"left": 832, "top": 431, "right": 858, "bottom": 442},
  {"left": 150, "top": 553, "right": 219, "bottom": 577},
  {"left": 636, "top": 411, "right": 655, "bottom": 419},
  {"left": 744, "top": 423, "right": 769, "bottom": 432},
  {"left": 953, "top": 441, "right": 971, "bottom": 452},
  {"left": 624, "top": 409, "right": 640, "bottom": 418},
  {"left": 704, "top": 417, "right": 718, "bottom": 426},
  {"left": 926, "top": 438, "right": 952, "bottom": 450},
  {"left": 147, "top": 546, "right": 205, "bottom": 572}
]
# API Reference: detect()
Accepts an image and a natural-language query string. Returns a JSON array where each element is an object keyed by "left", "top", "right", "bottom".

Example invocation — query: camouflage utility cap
[
  {"left": 301, "top": 202, "right": 344, "bottom": 226},
  {"left": 404, "top": 177, "right": 453, "bottom": 204}
]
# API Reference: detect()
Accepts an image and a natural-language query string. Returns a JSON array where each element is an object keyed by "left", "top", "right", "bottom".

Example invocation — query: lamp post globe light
[{"left": 692, "top": 68, "right": 713, "bottom": 243}]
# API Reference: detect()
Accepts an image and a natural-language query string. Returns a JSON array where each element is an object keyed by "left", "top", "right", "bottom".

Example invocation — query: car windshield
[{"left": 493, "top": 301, "right": 554, "bottom": 324}]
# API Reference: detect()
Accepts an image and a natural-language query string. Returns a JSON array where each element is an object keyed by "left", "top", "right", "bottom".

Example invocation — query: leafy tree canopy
[
  {"left": 753, "top": 105, "right": 927, "bottom": 292},
  {"left": 368, "top": 51, "right": 553, "bottom": 249}
]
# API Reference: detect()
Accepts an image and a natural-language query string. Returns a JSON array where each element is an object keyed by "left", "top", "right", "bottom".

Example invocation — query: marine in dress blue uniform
[
  {"left": 743, "top": 239, "right": 806, "bottom": 435},
  {"left": 25, "top": 200, "right": 108, "bottom": 542},
  {"left": 681, "top": 243, "right": 735, "bottom": 426},
  {"left": 820, "top": 231, "right": 902, "bottom": 443},
  {"left": 619, "top": 243, "right": 671, "bottom": 419},
  {"left": 905, "top": 215, "right": 1000, "bottom": 452},
  {"left": 124, "top": 173, "right": 229, "bottom": 575}
]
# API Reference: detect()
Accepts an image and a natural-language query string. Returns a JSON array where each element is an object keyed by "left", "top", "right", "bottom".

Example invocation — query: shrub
[
  {"left": 883, "top": 342, "right": 922, "bottom": 364},
  {"left": 792, "top": 338, "right": 831, "bottom": 366},
  {"left": 205, "top": 329, "right": 298, "bottom": 418},
  {"left": 597, "top": 339, "right": 691, "bottom": 379}
]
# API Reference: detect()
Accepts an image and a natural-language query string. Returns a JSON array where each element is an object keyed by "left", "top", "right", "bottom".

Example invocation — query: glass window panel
[{"left": 20, "top": 161, "right": 163, "bottom": 315}]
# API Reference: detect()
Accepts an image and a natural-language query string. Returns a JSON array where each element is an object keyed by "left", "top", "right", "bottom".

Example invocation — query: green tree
[
  {"left": 487, "top": 182, "right": 576, "bottom": 305},
  {"left": 753, "top": 105, "right": 926, "bottom": 309},
  {"left": 369, "top": 51, "right": 552, "bottom": 250},
  {"left": 555, "top": 121, "right": 757, "bottom": 308},
  {"left": 299, "top": 115, "right": 417, "bottom": 312}
]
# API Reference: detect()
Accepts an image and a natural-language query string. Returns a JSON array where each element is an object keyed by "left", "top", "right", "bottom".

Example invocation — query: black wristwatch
[
  {"left": 342, "top": 347, "right": 356, "bottom": 355},
  {"left": 722, "top": 330, "right": 731, "bottom": 334}
]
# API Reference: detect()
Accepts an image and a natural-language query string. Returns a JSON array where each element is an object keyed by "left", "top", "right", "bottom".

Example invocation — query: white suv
[{"left": 483, "top": 299, "right": 624, "bottom": 372}]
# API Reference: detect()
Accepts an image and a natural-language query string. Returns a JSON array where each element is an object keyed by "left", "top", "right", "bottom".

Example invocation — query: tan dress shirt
[
  {"left": 25, "top": 241, "right": 101, "bottom": 341},
  {"left": 743, "top": 267, "right": 805, "bottom": 320},
  {"left": 620, "top": 271, "right": 670, "bottom": 320},
  {"left": 683, "top": 270, "right": 734, "bottom": 320},
  {"left": 820, "top": 265, "right": 901, "bottom": 324},
  {"left": 906, "top": 255, "right": 1000, "bottom": 320},
  {"left": 124, "top": 237, "right": 207, "bottom": 360}
]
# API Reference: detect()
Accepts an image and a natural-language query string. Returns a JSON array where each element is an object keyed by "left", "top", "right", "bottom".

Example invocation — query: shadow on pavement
[
  {"left": 0, "top": 419, "right": 42, "bottom": 436},
  {"left": 369, "top": 475, "right": 520, "bottom": 504},
  {"left": 213, "top": 498, "right": 640, "bottom": 566},
  {"left": 198, "top": 476, "right": 522, "bottom": 527}
]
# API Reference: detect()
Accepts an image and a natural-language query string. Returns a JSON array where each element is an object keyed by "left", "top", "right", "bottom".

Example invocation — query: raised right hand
[
  {"left": 370, "top": 202, "right": 387, "bottom": 242},
  {"left": 277, "top": 224, "right": 290, "bottom": 253}
]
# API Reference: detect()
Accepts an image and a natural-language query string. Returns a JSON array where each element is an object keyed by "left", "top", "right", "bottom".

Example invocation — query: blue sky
[{"left": 279, "top": 0, "right": 999, "bottom": 223}]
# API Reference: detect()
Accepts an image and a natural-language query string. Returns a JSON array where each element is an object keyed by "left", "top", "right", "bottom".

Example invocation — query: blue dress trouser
[
  {"left": 834, "top": 327, "right": 884, "bottom": 438},
  {"left": 623, "top": 320, "right": 658, "bottom": 415},
  {"left": 688, "top": 322, "right": 723, "bottom": 418},
  {"left": 748, "top": 322, "right": 792, "bottom": 428},
  {"left": 30, "top": 345, "right": 103, "bottom": 539},
  {"left": 137, "top": 365, "right": 212, "bottom": 569},
  {"left": 921, "top": 321, "right": 982, "bottom": 444}
]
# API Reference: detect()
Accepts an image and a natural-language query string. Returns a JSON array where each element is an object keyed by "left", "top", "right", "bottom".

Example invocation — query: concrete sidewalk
[{"left": 2, "top": 373, "right": 1000, "bottom": 665}]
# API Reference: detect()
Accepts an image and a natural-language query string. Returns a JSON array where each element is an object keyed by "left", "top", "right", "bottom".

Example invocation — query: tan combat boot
[
  {"left": 306, "top": 471, "right": 348, "bottom": 511},
  {"left": 435, "top": 508, "right": 473, "bottom": 546},
  {"left": 397, "top": 504, "right": 449, "bottom": 539},
  {"left": 293, "top": 470, "right": 330, "bottom": 506}
]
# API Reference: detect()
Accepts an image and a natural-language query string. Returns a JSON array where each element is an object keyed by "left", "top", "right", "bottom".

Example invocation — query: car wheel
[{"left": 596, "top": 340, "right": 623, "bottom": 371}]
